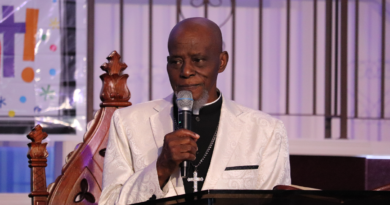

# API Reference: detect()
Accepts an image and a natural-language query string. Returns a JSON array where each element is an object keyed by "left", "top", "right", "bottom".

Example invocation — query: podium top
[{"left": 133, "top": 189, "right": 390, "bottom": 205}]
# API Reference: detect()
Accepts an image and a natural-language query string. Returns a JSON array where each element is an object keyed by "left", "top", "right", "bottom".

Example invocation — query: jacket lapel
[
  {"left": 202, "top": 96, "right": 244, "bottom": 190},
  {"left": 149, "top": 94, "right": 186, "bottom": 195},
  {"left": 150, "top": 94, "right": 174, "bottom": 150}
]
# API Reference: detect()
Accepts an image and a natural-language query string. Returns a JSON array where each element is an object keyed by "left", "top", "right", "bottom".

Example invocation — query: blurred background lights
[{"left": 73, "top": 89, "right": 82, "bottom": 103}]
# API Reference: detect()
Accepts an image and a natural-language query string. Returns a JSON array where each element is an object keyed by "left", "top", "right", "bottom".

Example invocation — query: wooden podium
[{"left": 134, "top": 190, "right": 390, "bottom": 205}]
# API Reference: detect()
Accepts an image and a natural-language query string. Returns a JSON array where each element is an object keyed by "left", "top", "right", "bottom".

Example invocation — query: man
[{"left": 99, "top": 17, "right": 290, "bottom": 205}]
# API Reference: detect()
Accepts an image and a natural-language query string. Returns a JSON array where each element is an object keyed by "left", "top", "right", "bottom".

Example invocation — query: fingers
[
  {"left": 161, "top": 129, "right": 200, "bottom": 164},
  {"left": 174, "top": 136, "right": 198, "bottom": 149},
  {"left": 180, "top": 144, "right": 197, "bottom": 155},
  {"left": 171, "top": 149, "right": 196, "bottom": 161},
  {"left": 174, "top": 129, "right": 200, "bottom": 141},
  {"left": 157, "top": 129, "right": 199, "bottom": 182}
]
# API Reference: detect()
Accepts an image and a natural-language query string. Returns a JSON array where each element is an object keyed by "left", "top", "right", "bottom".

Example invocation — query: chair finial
[
  {"left": 99, "top": 51, "right": 132, "bottom": 107},
  {"left": 100, "top": 51, "right": 127, "bottom": 75},
  {"left": 27, "top": 124, "right": 48, "bottom": 144}
]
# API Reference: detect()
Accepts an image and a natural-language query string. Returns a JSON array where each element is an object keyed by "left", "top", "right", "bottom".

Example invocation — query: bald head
[
  {"left": 166, "top": 17, "right": 228, "bottom": 103},
  {"left": 168, "top": 17, "right": 223, "bottom": 53}
]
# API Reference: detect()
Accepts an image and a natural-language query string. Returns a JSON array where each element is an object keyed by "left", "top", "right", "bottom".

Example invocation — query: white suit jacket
[{"left": 99, "top": 94, "right": 291, "bottom": 205}]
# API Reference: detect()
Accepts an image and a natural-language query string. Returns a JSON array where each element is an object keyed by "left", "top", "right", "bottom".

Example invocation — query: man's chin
[
  {"left": 193, "top": 90, "right": 209, "bottom": 111},
  {"left": 191, "top": 92, "right": 202, "bottom": 101}
]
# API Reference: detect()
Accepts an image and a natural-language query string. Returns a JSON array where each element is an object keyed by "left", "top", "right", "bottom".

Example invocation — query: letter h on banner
[{"left": 0, "top": 5, "right": 38, "bottom": 78}]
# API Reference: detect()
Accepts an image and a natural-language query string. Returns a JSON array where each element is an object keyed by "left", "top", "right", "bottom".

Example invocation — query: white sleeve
[
  {"left": 99, "top": 110, "right": 169, "bottom": 205},
  {"left": 258, "top": 120, "right": 291, "bottom": 189}
]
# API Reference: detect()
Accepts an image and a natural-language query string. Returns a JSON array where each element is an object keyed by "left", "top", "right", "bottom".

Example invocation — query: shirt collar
[
  {"left": 192, "top": 90, "right": 222, "bottom": 115},
  {"left": 203, "top": 91, "right": 222, "bottom": 107}
]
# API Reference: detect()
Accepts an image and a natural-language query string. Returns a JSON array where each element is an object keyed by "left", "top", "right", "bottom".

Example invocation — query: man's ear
[{"left": 218, "top": 51, "right": 229, "bottom": 73}]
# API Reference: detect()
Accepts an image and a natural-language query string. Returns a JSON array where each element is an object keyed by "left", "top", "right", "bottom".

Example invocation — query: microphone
[{"left": 176, "top": 90, "right": 193, "bottom": 178}]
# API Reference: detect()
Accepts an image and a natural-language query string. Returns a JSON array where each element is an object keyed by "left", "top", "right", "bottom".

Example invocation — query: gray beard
[{"left": 192, "top": 90, "right": 209, "bottom": 115}]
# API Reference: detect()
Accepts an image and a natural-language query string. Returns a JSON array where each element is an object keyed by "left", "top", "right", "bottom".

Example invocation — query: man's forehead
[
  {"left": 169, "top": 31, "right": 214, "bottom": 50},
  {"left": 168, "top": 40, "right": 212, "bottom": 55},
  {"left": 170, "top": 29, "right": 209, "bottom": 42},
  {"left": 170, "top": 37, "right": 208, "bottom": 46},
  {"left": 168, "top": 46, "right": 210, "bottom": 57}
]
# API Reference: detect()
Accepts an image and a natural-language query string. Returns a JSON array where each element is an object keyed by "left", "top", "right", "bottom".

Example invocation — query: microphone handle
[{"left": 178, "top": 110, "right": 192, "bottom": 178}]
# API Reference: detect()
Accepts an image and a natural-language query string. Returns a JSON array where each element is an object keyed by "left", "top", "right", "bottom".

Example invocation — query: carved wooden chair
[{"left": 27, "top": 51, "right": 131, "bottom": 205}]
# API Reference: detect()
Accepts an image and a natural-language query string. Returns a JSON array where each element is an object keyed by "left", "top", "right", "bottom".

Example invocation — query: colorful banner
[{"left": 0, "top": 0, "right": 86, "bottom": 135}]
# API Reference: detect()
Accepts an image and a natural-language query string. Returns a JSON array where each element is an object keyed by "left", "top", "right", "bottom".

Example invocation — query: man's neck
[
  {"left": 204, "top": 92, "right": 221, "bottom": 107},
  {"left": 206, "top": 90, "right": 219, "bottom": 104},
  {"left": 193, "top": 90, "right": 221, "bottom": 115}
]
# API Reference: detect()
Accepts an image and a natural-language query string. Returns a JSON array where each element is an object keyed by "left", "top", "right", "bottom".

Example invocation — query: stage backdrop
[{"left": 93, "top": 0, "right": 390, "bottom": 142}]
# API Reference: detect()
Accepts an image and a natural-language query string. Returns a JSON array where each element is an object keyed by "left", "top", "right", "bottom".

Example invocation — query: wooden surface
[
  {"left": 135, "top": 190, "right": 390, "bottom": 205},
  {"left": 373, "top": 183, "right": 390, "bottom": 191},
  {"left": 27, "top": 51, "right": 131, "bottom": 205},
  {"left": 290, "top": 155, "right": 390, "bottom": 190}
]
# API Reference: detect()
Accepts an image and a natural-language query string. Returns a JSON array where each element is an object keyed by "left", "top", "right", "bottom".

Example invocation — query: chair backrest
[{"left": 27, "top": 51, "right": 131, "bottom": 205}]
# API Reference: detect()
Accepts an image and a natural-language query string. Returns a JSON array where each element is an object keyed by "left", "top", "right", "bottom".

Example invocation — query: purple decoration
[
  {"left": 34, "top": 106, "right": 41, "bottom": 113},
  {"left": 0, "top": 6, "right": 26, "bottom": 77},
  {"left": 0, "top": 96, "right": 5, "bottom": 108}
]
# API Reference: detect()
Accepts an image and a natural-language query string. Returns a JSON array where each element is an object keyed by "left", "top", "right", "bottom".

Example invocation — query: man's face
[{"left": 167, "top": 29, "right": 227, "bottom": 102}]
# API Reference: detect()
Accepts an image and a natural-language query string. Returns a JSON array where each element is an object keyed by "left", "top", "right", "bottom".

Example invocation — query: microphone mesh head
[{"left": 176, "top": 91, "right": 193, "bottom": 111}]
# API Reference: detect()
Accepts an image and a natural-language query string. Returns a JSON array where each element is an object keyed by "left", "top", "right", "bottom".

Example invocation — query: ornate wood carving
[
  {"left": 27, "top": 125, "right": 49, "bottom": 205},
  {"left": 98, "top": 148, "right": 106, "bottom": 157},
  {"left": 65, "top": 167, "right": 100, "bottom": 204},
  {"left": 100, "top": 51, "right": 132, "bottom": 107},
  {"left": 74, "top": 179, "right": 95, "bottom": 203},
  {"left": 28, "top": 51, "right": 131, "bottom": 205}
]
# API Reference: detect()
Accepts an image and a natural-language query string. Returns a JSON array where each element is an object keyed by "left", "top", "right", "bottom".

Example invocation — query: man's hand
[{"left": 156, "top": 129, "right": 200, "bottom": 187}]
